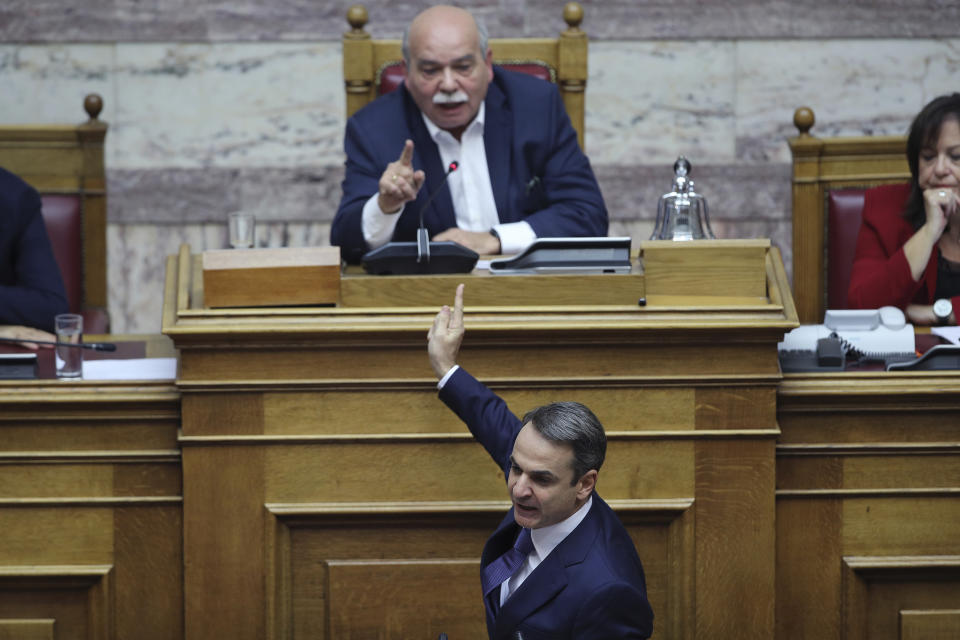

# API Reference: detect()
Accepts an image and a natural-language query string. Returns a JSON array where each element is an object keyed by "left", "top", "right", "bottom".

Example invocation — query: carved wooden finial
[
  {"left": 563, "top": 2, "right": 584, "bottom": 30},
  {"left": 84, "top": 93, "right": 103, "bottom": 121},
  {"left": 346, "top": 5, "right": 369, "bottom": 31},
  {"left": 794, "top": 106, "right": 815, "bottom": 136}
]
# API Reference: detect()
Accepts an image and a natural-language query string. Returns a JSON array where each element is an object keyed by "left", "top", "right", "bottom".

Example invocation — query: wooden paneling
[
  {"left": 778, "top": 371, "right": 960, "bottom": 640},
  {"left": 0, "top": 360, "right": 182, "bottom": 640},
  {"left": 165, "top": 244, "right": 796, "bottom": 639}
]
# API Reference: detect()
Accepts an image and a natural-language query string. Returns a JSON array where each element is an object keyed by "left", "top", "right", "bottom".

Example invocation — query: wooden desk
[
  {"left": 0, "top": 336, "right": 182, "bottom": 640},
  {"left": 777, "top": 372, "right": 960, "bottom": 640},
  {"left": 164, "top": 242, "right": 797, "bottom": 640}
]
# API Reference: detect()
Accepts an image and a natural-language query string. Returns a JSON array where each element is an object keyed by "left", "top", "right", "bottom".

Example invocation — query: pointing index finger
[
  {"left": 450, "top": 283, "right": 465, "bottom": 331},
  {"left": 399, "top": 139, "right": 415, "bottom": 166}
]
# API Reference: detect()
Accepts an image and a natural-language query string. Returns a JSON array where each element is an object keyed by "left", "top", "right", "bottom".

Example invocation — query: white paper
[
  {"left": 81, "top": 357, "right": 177, "bottom": 381},
  {"left": 931, "top": 327, "right": 960, "bottom": 345}
]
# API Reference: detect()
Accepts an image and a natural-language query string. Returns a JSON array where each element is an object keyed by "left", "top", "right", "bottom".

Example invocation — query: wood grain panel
[
  {"left": 178, "top": 342, "right": 780, "bottom": 382},
  {"left": 694, "top": 386, "right": 777, "bottom": 429},
  {"left": 0, "top": 509, "right": 113, "bottom": 565},
  {"left": 0, "top": 422, "right": 178, "bottom": 451},
  {"left": 777, "top": 453, "right": 959, "bottom": 491},
  {"left": 695, "top": 438, "right": 775, "bottom": 640},
  {"left": 0, "top": 566, "right": 111, "bottom": 640},
  {"left": 260, "top": 440, "right": 694, "bottom": 504},
  {"left": 273, "top": 504, "right": 688, "bottom": 640},
  {"left": 327, "top": 559, "right": 485, "bottom": 639},
  {"left": 901, "top": 609, "right": 960, "bottom": 639},
  {"left": 843, "top": 498, "right": 960, "bottom": 556},
  {"left": 183, "top": 446, "right": 265, "bottom": 639},
  {"left": 0, "top": 620, "right": 54, "bottom": 640},
  {"left": 843, "top": 557, "right": 960, "bottom": 640},
  {"left": 775, "top": 498, "right": 842, "bottom": 640},
  {"left": 0, "top": 464, "right": 112, "bottom": 498},
  {"left": 114, "top": 506, "right": 183, "bottom": 639}
]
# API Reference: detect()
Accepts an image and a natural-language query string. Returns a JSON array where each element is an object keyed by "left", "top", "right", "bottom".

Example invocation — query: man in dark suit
[
  {"left": 0, "top": 167, "right": 69, "bottom": 339},
  {"left": 427, "top": 284, "right": 653, "bottom": 639},
  {"left": 331, "top": 5, "right": 607, "bottom": 264}
]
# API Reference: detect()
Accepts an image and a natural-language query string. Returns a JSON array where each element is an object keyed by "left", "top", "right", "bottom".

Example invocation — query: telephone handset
[{"left": 778, "top": 307, "right": 916, "bottom": 371}]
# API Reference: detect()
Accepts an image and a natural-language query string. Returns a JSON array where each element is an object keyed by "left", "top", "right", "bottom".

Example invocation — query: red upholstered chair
[
  {"left": 0, "top": 94, "right": 110, "bottom": 333},
  {"left": 788, "top": 107, "right": 910, "bottom": 323},
  {"left": 343, "top": 3, "right": 589, "bottom": 149},
  {"left": 825, "top": 189, "right": 869, "bottom": 311}
]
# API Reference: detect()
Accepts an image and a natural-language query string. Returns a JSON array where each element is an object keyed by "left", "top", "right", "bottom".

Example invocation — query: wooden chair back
[
  {"left": 788, "top": 106, "right": 909, "bottom": 324},
  {"left": 343, "top": 2, "right": 589, "bottom": 149},
  {"left": 0, "top": 94, "right": 109, "bottom": 331}
]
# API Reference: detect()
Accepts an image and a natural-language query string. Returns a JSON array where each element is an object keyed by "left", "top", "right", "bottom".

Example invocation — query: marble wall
[{"left": 1, "top": 2, "right": 958, "bottom": 332}]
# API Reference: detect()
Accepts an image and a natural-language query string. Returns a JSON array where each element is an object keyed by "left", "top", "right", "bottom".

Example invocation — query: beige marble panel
[
  {"left": 735, "top": 38, "right": 960, "bottom": 163},
  {"left": 587, "top": 41, "right": 736, "bottom": 166},
  {"left": 0, "top": 45, "right": 114, "bottom": 123},
  {"left": 111, "top": 42, "right": 344, "bottom": 169}
]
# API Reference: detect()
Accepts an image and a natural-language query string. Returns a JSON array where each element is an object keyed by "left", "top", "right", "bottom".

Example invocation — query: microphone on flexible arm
[
  {"left": 360, "top": 159, "right": 478, "bottom": 275},
  {"left": 0, "top": 336, "right": 117, "bottom": 351},
  {"left": 416, "top": 160, "right": 459, "bottom": 263}
]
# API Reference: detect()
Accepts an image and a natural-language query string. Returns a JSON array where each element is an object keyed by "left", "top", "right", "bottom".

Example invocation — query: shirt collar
[
  {"left": 529, "top": 494, "right": 593, "bottom": 560},
  {"left": 422, "top": 101, "right": 486, "bottom": 143}
]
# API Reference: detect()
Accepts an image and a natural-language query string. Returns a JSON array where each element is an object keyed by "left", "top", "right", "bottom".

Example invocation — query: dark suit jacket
[
  {"left": 331, "top": 67, "right": 608, "bottom": 263},
  {"left": 439, "top": 367, "right": 654, "bottom": 640},
  {"left": 848, "top": 183, "right": 960, "bottom": 317},
  {"left": 0, "top": 168, "right": 69, "bottom": 332}
]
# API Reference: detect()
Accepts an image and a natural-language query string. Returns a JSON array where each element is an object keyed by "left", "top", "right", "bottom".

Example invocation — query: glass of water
[
  {"left": 54, "top": 313, "right": 83, "bottom": 379},
  {"left": 228, "top": 212, "right": 255, "bottom": 249}
]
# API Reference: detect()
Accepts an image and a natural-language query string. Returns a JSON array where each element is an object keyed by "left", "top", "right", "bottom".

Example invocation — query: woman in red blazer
[{"left": 848, "top": 93, "right": 960, "bottom": 325}]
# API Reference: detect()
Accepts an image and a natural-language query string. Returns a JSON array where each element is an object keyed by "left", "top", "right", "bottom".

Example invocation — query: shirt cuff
[
  {"left": 362, "top": 193, "right": 404, "bottom": 250},
  {"left": 492, "top": 221, "right": 537, "bottom": 255},
  {"left": 437, "top": 364, "right": 460, "bottom": 390}
]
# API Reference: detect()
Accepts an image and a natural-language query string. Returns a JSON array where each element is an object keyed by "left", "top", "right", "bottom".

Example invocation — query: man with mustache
[
  {"left": 332, "top": 5, "right": 607, "bottom": 264},
  {"left": 428, "top": 284, "right": 654, "bottom": 639}
]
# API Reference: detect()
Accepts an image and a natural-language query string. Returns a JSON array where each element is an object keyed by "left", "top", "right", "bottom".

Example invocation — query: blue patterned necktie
[{"left": 481, "top": 527, "right": 534, "bottom": 598}]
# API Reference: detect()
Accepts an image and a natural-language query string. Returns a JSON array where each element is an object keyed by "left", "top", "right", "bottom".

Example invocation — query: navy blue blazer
[
  {"left": 439, "top": 367, "right": 654, "bottom": 640},
  {"left": 331, "top": 67, "right": 608, "bottom": 263},
  {"left": 0, "top": 168, "right": 69, "bottom": 333}
]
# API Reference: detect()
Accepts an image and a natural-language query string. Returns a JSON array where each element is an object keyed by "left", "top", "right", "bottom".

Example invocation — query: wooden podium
[{"left": 163, "top": 240, "right": 796, "bottom": 639}]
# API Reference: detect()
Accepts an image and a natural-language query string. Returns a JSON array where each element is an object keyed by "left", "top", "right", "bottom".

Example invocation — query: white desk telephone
[{"left": 778, "top": 307, "right": 916, "bottom": 370}]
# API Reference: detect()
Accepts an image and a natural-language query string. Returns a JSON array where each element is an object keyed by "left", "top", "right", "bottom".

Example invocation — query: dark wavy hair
[
  {"left": 522, "top": 401, "right": 606, "bottom": 485},
  {"left": 903, "top": 93, "right": 960, "bottom": 229}
]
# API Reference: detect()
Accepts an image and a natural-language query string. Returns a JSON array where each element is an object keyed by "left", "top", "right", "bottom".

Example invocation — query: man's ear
[
  {"left": 485, "top": 48, "right": 494, "bottom": 81},
  {"left": 576, "top": 469, "right": 598, "bottom": 500},
  {"left": 403, "top": 61, "right": 411, "bottom": 91}
]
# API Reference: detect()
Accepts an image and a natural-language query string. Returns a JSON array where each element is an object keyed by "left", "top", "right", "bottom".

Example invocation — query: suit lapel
[
  {"left": 483, "top": 78, "right": 513, "bottom": 223},
  {"left": 492, "top": 499, "right": 601, "bottom": 638}
]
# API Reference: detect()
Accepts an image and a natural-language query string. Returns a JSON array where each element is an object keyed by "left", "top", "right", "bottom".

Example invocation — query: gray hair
[
  {"left": 401, "top": 12, "right": 489, "bottom": 65},
  {"left": 521, "top": 402, "right": 606, "bottom": 485}
]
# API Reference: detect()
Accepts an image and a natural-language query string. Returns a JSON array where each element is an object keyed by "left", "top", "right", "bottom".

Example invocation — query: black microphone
[
  {"left": 416, "top": 160, "right": 459, "bottom": 263},
  {"left": 0, "top": 336, "right": 117, "bottom": 352}
]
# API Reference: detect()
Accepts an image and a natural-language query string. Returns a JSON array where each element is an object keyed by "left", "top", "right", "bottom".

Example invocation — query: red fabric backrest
[
  {"left": 39, "top": 194, "right": 83, "bottom": 314},
  {"left": 826, "top": 189, "right": 866, "bottom": 310},
  {"left": 377, "top": 61, "right": 554, "bottom": 96}
]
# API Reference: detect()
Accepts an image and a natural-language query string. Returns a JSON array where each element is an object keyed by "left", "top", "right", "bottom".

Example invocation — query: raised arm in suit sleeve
[
  {"left": 0, "top": 178, "right": 69, "bottom": 333},
  {"left": 438, "top": 366, "right": 522, "bottom": 476}
]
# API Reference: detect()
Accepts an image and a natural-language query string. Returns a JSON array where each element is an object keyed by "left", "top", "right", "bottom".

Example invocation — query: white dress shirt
[
  {"left": 500, "top": 495, "right": 593, "bottom": 605},
  {"left": 361, "top": 103, "right": 537, "bottom": 253}
]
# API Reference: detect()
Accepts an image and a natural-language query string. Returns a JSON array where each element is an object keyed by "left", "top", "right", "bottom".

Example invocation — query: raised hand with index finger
[{"left": 378, "top": 139, "right": 426, "bottom": 214}]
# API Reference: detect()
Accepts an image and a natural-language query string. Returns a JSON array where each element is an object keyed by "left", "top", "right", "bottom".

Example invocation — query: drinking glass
[
  {"left": 228, "top": 212, "right": 255, "bottom": 249},
  {"left": 54, "top": 313, "right": 83, "bottom": 378}
]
